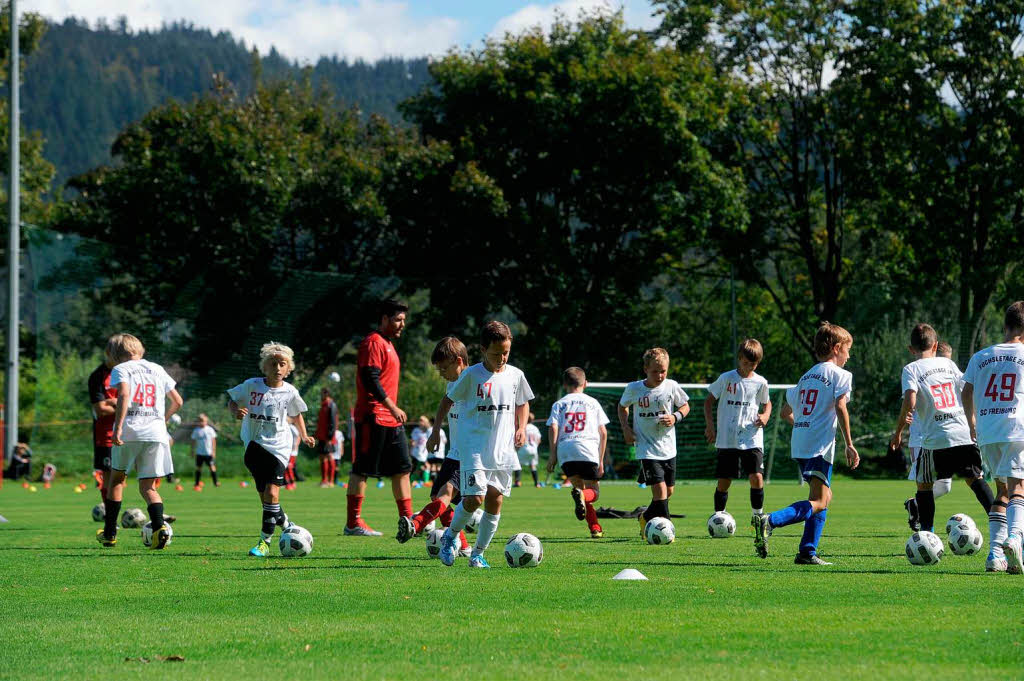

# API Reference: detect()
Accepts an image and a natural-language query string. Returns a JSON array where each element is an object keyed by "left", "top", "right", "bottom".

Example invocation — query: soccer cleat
[
  {"left": 752, "top": 513, "right": 771, "bottom": 558},
  {"left": 903, "top": 498, "right": 921, "bottom": 532},
  {"left": 590, "top": 528, "right": 604, "bottom": 539},
  {"left": 571, "top": 487, "right": 586, "bottom": 521},
  {"left": 396, "top": 516, "right": 416, "bottom": 543},
  {"left": 150, "top": 524, "right": 171, "bottom": 550},
  {"left": 344, "top": 524, "right": 382, "bottom": 537},
  {"left": 459, "top": 545, "right": 473, "bottom": 558},
  {"left": 438, "top": 530, "right": 458, "bottom": 566},
  {"left": 1003, "top": 534, "right": 1024, "bottom": 575},
  {"left": 164, "top": 515, "right": 177, "bottom": 524},
  {"left": 468, "top": 554, "right": 490, "bottom": 568},
  {"left": 794, "top": 554, "right": 832, "bottom": 566},
  {"left": 638, "top": 514, "right": 647, "bottom": 538},
  {"left": 248, "top": 539, "right": 270, "bottom": 557},
  {"left": 95, "top": 528, "right": 117, "bottom": 547},
  {"left": 985, "top": 556, "right": 1008, "bottom": 573}
]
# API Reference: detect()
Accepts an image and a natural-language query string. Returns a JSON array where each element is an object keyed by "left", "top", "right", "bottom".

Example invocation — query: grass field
[{"left": 0, "top": 477, "right": 1020, "bottom": 681}]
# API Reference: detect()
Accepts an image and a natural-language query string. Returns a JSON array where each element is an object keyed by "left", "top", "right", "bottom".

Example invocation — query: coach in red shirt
[
  {"left": 345, "top": 299, "right": 413, "bottom": 536},
  {"left": 87, "top": 344, "right": 118, "bottom": 505}
]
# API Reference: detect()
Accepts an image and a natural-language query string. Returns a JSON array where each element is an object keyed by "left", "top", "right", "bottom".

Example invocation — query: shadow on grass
[{"left": 539, "top": 537, "right": 631, "bottom": 544}]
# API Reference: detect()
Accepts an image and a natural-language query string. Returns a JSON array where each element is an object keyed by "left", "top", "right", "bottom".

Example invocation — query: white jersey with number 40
[
  {"left": 548, "top": 392, "right": 610, "bottom": 464},
  {"left": 110, "top": 359, "right": 176, "bottom": 444},
  {"left": 785, "top": 361, "right": 852, "bottom": 463},
  {"left": 963, "top": 343, "right": 1024, "bottom": 445},
  {"left": 619, "top": 379, "right": 689, "bottom": 461}
]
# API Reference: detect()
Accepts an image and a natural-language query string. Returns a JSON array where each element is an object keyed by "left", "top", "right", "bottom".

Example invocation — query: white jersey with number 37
[
  {"left": 548, "top": 392, "right": 610, "bottom": 464},
  {"left": 785, "top": 361, "right": 852, "bottom": 463},
  {"left": 963, "top": 343, "right": 1024, "bottom": 445}
]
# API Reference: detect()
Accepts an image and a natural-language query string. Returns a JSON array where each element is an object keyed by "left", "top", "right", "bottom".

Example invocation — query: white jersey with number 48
[
  {"left": 110, "top": 359, "right": 176, "bottom": 444},
  {"left": 963, "top": 343, "right": 1024, "bottom": 445}
]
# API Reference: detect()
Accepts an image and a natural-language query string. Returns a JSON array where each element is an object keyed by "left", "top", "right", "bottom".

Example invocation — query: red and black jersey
[
  {"left": 316, "top": 398, "right": 339, "bottom": 441},
  {"left": 354, "top": 331, "right": 401, "bottom": 427},
  {"left": 87, "top": 363, "right": 117, "bottom": 447}
]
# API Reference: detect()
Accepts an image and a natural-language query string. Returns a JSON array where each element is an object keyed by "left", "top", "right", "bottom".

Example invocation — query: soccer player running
[
  {"left": 190, "top": 413, "right": 219, "bottom": 489},
  {"left": 515, "top": 414, "right": 542, "bottom": 487},
  {"left": 87, "top": 341, "right": 118, "bottom": 507},
  {"left": 345, "top": 299, "right": 413, "bottom": 537},
  {"left": 961, "top": 301, "right": 1024, "bottom": 573},
  {"left": 753, "top": 323, "right": 859, "bottom": 565},
  {"left": 317, "top": 388, "right": 339, "bottom": 488}
]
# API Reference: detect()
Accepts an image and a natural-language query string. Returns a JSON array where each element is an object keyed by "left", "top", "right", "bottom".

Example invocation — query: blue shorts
[{"left": 797, "top": 457, "right": 832, "bottom": 487}]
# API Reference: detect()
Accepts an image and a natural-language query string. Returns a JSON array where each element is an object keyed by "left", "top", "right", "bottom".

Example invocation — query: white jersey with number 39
[
  {"left": 548, "top": 392, "right": 610, "bottom": 464},
  {"left": 963, "top": 343, "right": 1024, "bottom": 445},
  {"left": 785, "top": 361, "right": 852, "bottom": 463}
]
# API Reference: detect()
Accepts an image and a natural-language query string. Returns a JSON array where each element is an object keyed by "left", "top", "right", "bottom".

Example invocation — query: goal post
[{"left": 584, "top": 382, "right": 797, "bottom": 482}]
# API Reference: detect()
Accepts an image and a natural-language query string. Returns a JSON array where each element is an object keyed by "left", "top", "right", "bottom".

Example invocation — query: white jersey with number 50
[
  {"left": 963, "top": 343, "right": 1024, "bottom": 445},
  {"left": 901, "top": 357, "right": 972, "bottom": 450},
  {"left": 548, "top": 392, "right": 610, "bottom": 464},
  {"left": 110, "top": 359, "right": 176, "bottom": 444},
  {"left": 785, "top": 361, "right": 852, "bottom": 463}
]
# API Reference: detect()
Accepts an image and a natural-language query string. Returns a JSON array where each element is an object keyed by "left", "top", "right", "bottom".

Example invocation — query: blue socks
[
  {"left": 768, "top": 501, "right": 828, "bottom": 557},
  {"left": 799, "top": 509, "right": 827, "bottom": 557},
  {"left": 768, "top": 500, "right": 815, "bottom": 528}
]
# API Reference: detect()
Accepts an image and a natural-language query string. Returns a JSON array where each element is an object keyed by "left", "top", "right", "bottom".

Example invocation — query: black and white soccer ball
[
  {"left": 464, "top": 508, "right": 484, "bottom": 533},
  {"left": 945, "top": 513, "right": 976, "bottom": 535},
  {"left": 417, "top": 519, "right": 436, "bottom": 537},
  {"left": 504, "top": 533, "right": 543, "bottom": 568},
  {"left": 948, "top": 523, "right": 983, "bottom": 555},
  {"left": 644, "top": 517, "right": 675, "bottom": 545},
  {"left": 91, "top": 504, "right": 105, "bottom": 522},
  {"left": 906, "top": 531, "right": 943, "bottom": 565},
  {"left": 707, "top": 511, "right": 736, "bottom": 538},
  {"left": 425, "top": 528, "right": 445, "bottom": 558},
  {"left": 279, "top": 526, "right": 313, "bottom": 557},
  {"left": 120, "top": 508, "right": 146, "bottom": 528},
  {"left": 141, "top": 521, "right": 173, "bottom": 547}
]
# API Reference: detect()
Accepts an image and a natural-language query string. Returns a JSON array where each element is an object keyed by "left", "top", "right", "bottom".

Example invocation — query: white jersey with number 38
[
  {"left": 963, "top": 343, "right": 1024, "bottom": 445},
  {"left": 548, "top": 392, "right": 610, "bottom": 464},
  {"left": 785, "top": 361, "right": 852, "bottom": 463}
]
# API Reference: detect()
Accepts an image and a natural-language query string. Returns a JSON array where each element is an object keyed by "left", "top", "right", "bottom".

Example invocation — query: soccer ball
[
  {"left": 644, "top": 517, "right": 675, "bottom": 545},
  {"left": 120, "top": 508, "right": 146, "bottom": 528},
  {"left": 91, "top": 504, "right": 105, "bottom": 522},
  {"left": 504, "top": 533, "right": 543, "bottom": 568},
  {"left": 425, "top": 528, "right": 445, "bottom": 558},
  {"left": 328, "top": 371, "right": 341, "bottom": 382},
  {"left": 948, "top": 523, "right": 983, "bottom": 555},
  {"left": 905, "top": 531, "right": 944, "bottom": 565},
  {"left": 464, "top": 508, "right": 484, "bottom": 533},
  {"left": 416, "top": 519, "right": 436, "bottom": 537},
  {"left": 279, "top": 527, "right": 313, "bottom": 557},
  {"left": 141, "top": 521, "right": 173, "bottom": 547},
  {"left": 945, "top": 513, "right": 976, "bottom": 535},
  {"left": 707, "top": 511, "right": 736, "bottom": 538}
]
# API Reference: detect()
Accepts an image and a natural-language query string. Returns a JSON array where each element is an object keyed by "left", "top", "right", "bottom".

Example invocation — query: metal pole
[
  {"left": 729, "top": 263, "right": 737, "bottom": 352},
  {"left": 6, "top": 0, "right": 18, "bottom": 464}
]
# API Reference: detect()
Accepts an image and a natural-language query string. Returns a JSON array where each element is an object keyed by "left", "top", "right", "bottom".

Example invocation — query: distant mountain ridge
[{"left": 23, "top": 18, "right": 432, "bottom": 188}]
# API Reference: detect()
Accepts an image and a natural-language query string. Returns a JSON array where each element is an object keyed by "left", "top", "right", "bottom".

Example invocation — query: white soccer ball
[
  {"left": 945, "top": 513, "right": 976, "bottom": 535},
  {"left": 419, "top": 519, "right": 436, "bottom": 536},
  {"left": 169, "top": 413, "right": 182, "bottom": 426},
  {"left": 948, "top": 523, "right": 983, "bottom": 555},
  {"left": 141, "top": 521, "right": 173, "bottom": 547},
  {"left": 425, "top": 528, "right": 445, "bottom": 558},
  {"left": 905, "top": 530, "right": 944, "bottom": 565},
  {"left": 121, "top": 508, "right": 146, "bottom": 528},
  {"left": 504, "top": 532, "right": 543, "bottom": 568},
  {"left": 707, "top": 511, "right": 736, "bottom": 538},
  {"left": 464, "top": 508, "right": 484, "bottom": 533},
  {"left": 279, "top": 527, "right": 313, "bottom": 557},
  {"left": 645, "top": 517, "right": 676, "bottom": 545},
  {"left": 328, "top": 371, "right": 341, "bottom": 383},
  {"left": 91, "top": 504, "right": 105, "bottom": 522}
]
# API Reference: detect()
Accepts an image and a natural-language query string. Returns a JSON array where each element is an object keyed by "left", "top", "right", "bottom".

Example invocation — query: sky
[{"left": 22, "top": 1, "right": 662, "bottom": 63}]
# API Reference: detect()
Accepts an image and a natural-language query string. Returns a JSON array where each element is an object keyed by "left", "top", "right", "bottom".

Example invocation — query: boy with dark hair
[
  {"left": 317, "top": 388, "right": 339, "bottom": 488},
  {"left": 190, "top": 413, "right": 219, "bottom": 489}
]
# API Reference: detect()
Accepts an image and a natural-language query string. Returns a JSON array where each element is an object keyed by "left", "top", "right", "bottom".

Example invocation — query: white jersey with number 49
[
  {"left": 110, "top": 359, "right": 176, "bottom": 444},
  {"left": 963, "top": 343, "right": 1024, "bottom": 445},
  {"left": 901, "top": 357, "right": 972, "bottom": 450},
  {"left": 548, "top": 392, "right": 610, "bottom": 464},
  {"left": 786, "top": 361, "right": 852, "bottom": 463}
]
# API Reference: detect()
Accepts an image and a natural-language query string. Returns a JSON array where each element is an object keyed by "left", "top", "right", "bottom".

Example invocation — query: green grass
[{"left": 0, "top": 477, "right": 1020, "bottom": 681}]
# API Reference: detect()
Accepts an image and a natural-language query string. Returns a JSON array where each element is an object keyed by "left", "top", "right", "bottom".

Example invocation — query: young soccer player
[
  {"left": 436, "top": 322, "right": 534, "bottom": 567},
  {"left": 284, "top": 416, "right": 299, "bottom": 490},
  {"left": 227, "top": 342, "right": 315, "bottom": 556},
  {"left": 410, "top": 415, "right": 433, "bottom": 484},
  {"left": 396, "top": 336, "right": 471, "bottom": 556},
  {"left": 191, "top": 413, "right": 219, "bottom": 489},
  {"left": 617, "top": 348, "right": 690, "bottom": 534},
  {"left": 515, "top": 414, "right": 542, "bottom": 487},
  {"left": 331, "top": 428, "right": 344, "bottom": 485},
  {"left": 87, "top": 342, "right": 118, "bottom": 506},
  {"left": 317, "top": 388, "right": 339, "bottom": 488},
  {"left": 703, "top": 339, "right": 772, "bottom": 521},
  {"left": 96, "top": 333, "right": 183, "bottom": 549},
  {"left": 753, "top": 322, "right": 859, "bottom": 565},
  {"left": 890, "top": 324, "right": 994, "bottom": 537},
  {"left": 962, "top": 301, "right": 1024, "bottom": 573},
  {"left": 547, "top": 367, "right": 610, "bottom": 537}
]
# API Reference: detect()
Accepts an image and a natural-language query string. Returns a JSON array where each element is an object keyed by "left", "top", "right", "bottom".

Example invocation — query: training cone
[
  {"left": 175, "top": 484, "right": 184, "bottom": 492},
  {"left": 612, "top": 569, "right": 648, "bottom": 581},
  {"left": 239, "top": 481, "right": 248, "bottom": 488},
  {"left": 74, "top": 487, "right": 83, "bottom": 494}
]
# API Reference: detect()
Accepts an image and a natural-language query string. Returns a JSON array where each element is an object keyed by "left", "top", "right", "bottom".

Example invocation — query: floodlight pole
[
  {"left": 729, "top": 264, "right": 737, "bottom": 352},
  {"left": 6, "top": 0, "right": 18, "bottom": 465}
]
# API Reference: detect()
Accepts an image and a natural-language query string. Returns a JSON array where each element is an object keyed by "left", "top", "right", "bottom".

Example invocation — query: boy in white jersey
[
  {"left": 397, "top": 336, "right": 471, "bottom": 556},
  {"left": 515, "top": 414, "right": 542, "bottom": 487},
  {"left": 227, "top": 342, "right": 315, "bottom": 557},
  {"left": 753, "top": 323, "right": 859, "bottom": 565},
  {"left": 191, "top": 413, "right": 219, "bottom": 490},
  {"left": 962, "top": 301, "right": 1024, "bottom": 573},
  {"left": 437, "top": 322, "right": 534, "bottom": 568},
  {"left": 332, "top": 428, "right": 344, "bottom": 485},
  {"left": 892, "top": 330, "right": 991, "bottom": 533},
  {"left": 410, "top": 415, "right": 432, "bottom": 484},
  {"left": 97, "top": 333, "right": 183, "bottom": 549},
  {"left": 704, "top": 339, "right": 772, "bottom": 521},
  {"left": 547, "top": 367, "right": 610, "bottom": 538},
  {"left": 617, "top": 348, "right": 690, "bottom": 534}
]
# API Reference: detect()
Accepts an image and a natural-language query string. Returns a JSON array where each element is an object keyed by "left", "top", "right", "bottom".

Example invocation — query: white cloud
[
  {"left": 22, "top": 0, "right": 462, "bottom": 62},
  {"left": 490, "top": 0, "right": 659, "bottom": 39}
]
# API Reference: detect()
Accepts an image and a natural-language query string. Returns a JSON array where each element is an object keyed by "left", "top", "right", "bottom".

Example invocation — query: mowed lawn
[{"left": 0, "top": 477, "right": 1020, "bottom": 681}]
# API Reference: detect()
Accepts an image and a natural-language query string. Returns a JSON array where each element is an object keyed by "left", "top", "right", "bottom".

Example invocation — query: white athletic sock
[
  {"left": 989, "top": 511, "right": 1008, "bottom": 558},
  {"left": 932, "top": 478, "right": 952, "bottom": 499},
  {"left": 752, "top": 508, "right": 763, "bottom": 515},
  {"left": 448, "top": 502, "right": 472, "bottom": 533},
  {"left": 472, "top": 512, "right": 500, "bottom": 556},
  {"left": 1007, "top": 497, "right": 1024, "bottom": 540}
]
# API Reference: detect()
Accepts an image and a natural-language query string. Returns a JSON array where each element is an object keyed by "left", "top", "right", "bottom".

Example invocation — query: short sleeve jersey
[
  {"left": 901, "top": 357, "right": 972, "bottom": 450},
  {"left": 410, "top": 426, "right": 431, "bottom": 462},
  {"left": 446, "top": 363, "right": 535, "bottom": 470},
  {"left": 109, "top": 359, "right": 177, "bottom": 444},
  {"left": 227, "top": 378, "right": 308, "bottom": 464},
  {"left": 332, "top": 429, "right": 344, "bottom": 458},
  {"left": 907, "top": 415, "right": 923, "bottom": 450},
  {"left": 708, "top": 369, "right": 771, "bottom": 450},
  {"left": 289, "top": 424, "right": 300, "bottom": 454},
  {"left": 88, "top": 363, "right": 118, "bottom": 447},
  {"left": 518, "top": 423, "right": 542, "bottom": 456},
  {"left": 548, "top": 392, "right": 610, "bottom": 464},
  {"left": 963, "top": 343, "right": 1024, "bottom": 445},
  {"left": 191, "top": 425, "right": 217, "bottom": 456},
  {"left": 444, "top": 379, "right": 461, "bottom": 462},
  {"left": 619, "top": 379, "right": 689, "bottom": 461},
  {"left": 354, "top": 331, "right": 401, "bottom": 427},
  {"left": 785, "top": 362, "right": 852, "bottom": 462}
]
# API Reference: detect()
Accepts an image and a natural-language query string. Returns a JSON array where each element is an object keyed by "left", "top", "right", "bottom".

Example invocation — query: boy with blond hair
[
  {"left": 97, "top": 333, "right": 183, "bottom": 549},
  {"left": 191, "top": 413, "right": 219, "bottom": 489},
  {"left": 618, "top": 348, "right": 690, "bottom": 533},
  {"left": 704, "top": 339, "right": 772, "bottom": 521},
  {"left": 753, "top": 322, "right": 859, "bottom": 565},
  {"left": 228, "top": 342, "right": 315, "bottom": 556}
]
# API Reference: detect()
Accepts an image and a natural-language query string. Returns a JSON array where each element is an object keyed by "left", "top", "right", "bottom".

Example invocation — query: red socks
[
  {"left": 413, "top": 498, "right": 447, "bottom": 532},
  {"left": 347, "top": 494, "right": 364, "bottom": 528},
  {"left": 320, "top": 458, "right": 328, "bottom": 484},
  {"left": 439, "top": 506, "right": 455, "bottom": 527},
  {"left": 396, "top": 497, "right": 413, "bottom": 519},
  {"left": 459, "top": 530, "right": 469, "bottom": 550},
  {"left": 328, "top": 458, "right": 337, "bottom": 484},
  {"left": 582, "top": 488, "right": 597, "bottom": 503},
  {"left": 585, "top": 503, "right": 599, "bottom": 529}
]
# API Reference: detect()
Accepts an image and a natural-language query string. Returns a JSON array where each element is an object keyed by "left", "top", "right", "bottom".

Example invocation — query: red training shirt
[
  {"left": 354, "top": 331, "right": 401, "bottom": 427},
  {"left": 87, "top": 363, "right": 118, "bottom": 447}
]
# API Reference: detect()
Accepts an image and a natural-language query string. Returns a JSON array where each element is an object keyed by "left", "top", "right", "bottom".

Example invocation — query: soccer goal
[{"left": 585, "top": 382, "right": 796, "bottom": 482}]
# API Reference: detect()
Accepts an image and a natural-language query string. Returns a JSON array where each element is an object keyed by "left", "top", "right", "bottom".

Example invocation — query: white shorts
[
  {"left": 332, "top": 453, "right": 342, "bottom": 461},
  {"left": 460, "top": 469, "right": 513, "bottom": 497},
  {"left": 517, "top": 449, "right": 538, "bottom": 468},
  {"left": 987, "top": 441, "right": 1024, "bottom": 481},
  {"left": 411, "top": 449, "right": 428, "bottom": 464},
  {"left": 112, "top": 441, "right": 173, "bottom": 479}
]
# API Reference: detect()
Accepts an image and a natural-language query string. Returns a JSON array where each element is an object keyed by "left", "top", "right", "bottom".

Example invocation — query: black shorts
[
  {"left": 352, "top": 417, "right": 412, "bottom": 478},
  {"left": 715, "top": 448, "right": 764, "bottom": 479},
  {"left": 426, "top": 456, "right": 445, "bottom": 465},
  {"left": 195, "top": 454, "right": 214, "bottom": 467},
  {"left": 316, "top": 440, "right": 333, "bottom": 456},
  {"left": 431, "top": 457, "right": 461, "bottom": 501},
  {"left": 561, "top": 461, "right": 601, "bottom": 481},
  {"left": 244, "top": 442, "right": 286, "bottom": 493},
  {"left": 925, "top": 444, "right": 983, "bottom": 482},
  {"left": 93, "top": 444, "right": 111, "bottom": 472},
  {"left": 638, "top": 457, "right": 676, "bottom": 487}
]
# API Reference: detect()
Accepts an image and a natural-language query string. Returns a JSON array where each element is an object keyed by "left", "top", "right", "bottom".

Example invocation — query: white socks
[
  {"left": 447, "top": 502, "right": 471, "bottom": 534},
  {"left": 1007, "top": 496, "right": 1024, "bottom": 541},
  {"left": 932, "top": 478, "right": 952, "bottom": 499},
  {"left": 472, "top": 512, "right": 500, "bottom": 557},
  {"left": 989, "top": 510, "right": 1008, "bottom": 558}
]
